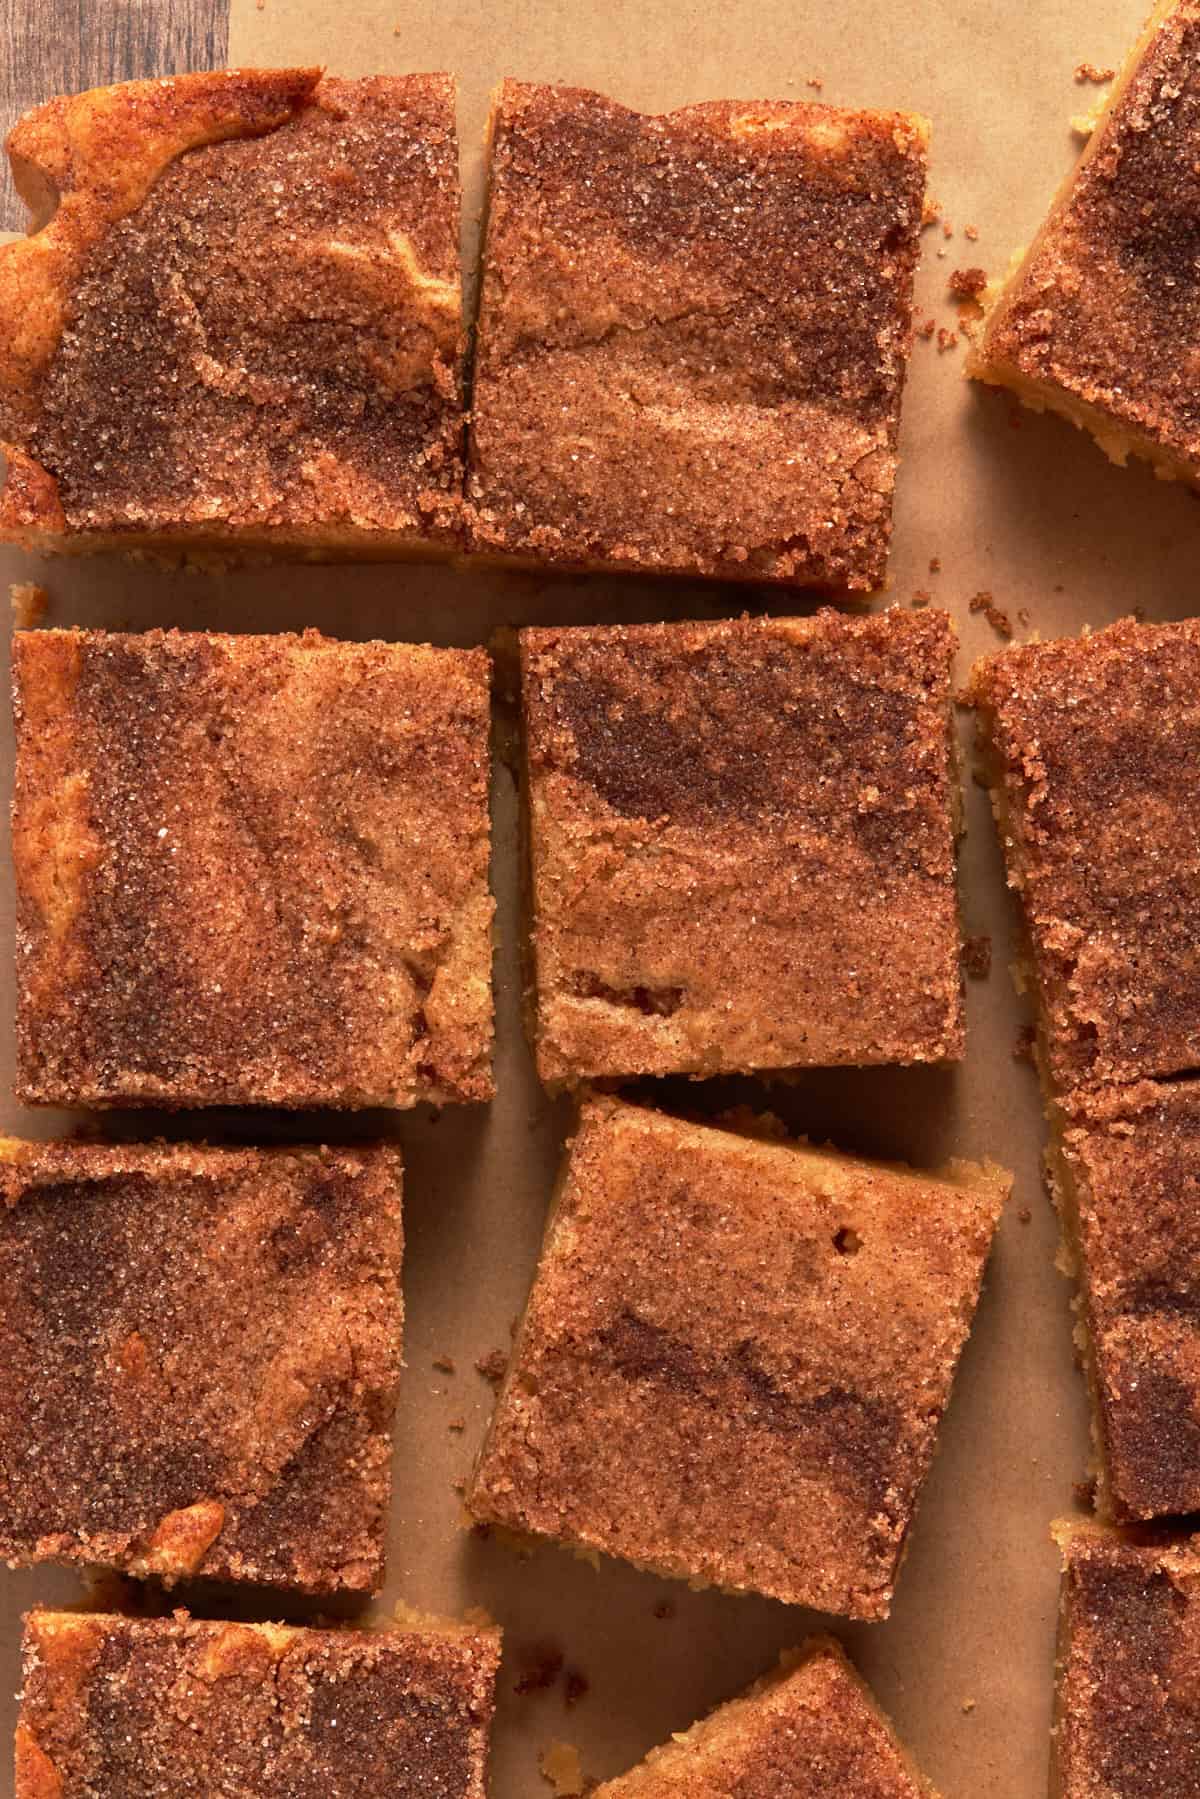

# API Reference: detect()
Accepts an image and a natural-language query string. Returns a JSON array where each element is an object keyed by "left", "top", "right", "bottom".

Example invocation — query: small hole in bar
[{"left": 833, "top": 1226, "right": 862, "bottom": 1256}]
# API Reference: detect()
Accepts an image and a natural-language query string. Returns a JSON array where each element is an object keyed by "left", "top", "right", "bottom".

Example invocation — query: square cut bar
[
  {"left": 468, "top": 82, "right": 928, "bottom": 591},
  {"left": 969, "top": 2, "right": 1200, "bottom": 488},
  {"left": 1051, "top": 1079, "right": 1200, "bottom": 1523},
  {"left": 593, "top": 1639, "right": 939, "bottom": 1798},
  {"left": 0, "top": 70, "right": 465, "bottom": 559},
  {"left": 468, "top": 1097, "right": 1007, "bottom": 1620},
  {"left": 1053, "top": 1523, "right": 1200, "bottom": 1799},
  {"left": 15, "top": 1608, "right": 500, "bottom": 1798},
  {"left": 970, "top": 616, "right": 1200, "bottom": 1094},
  {"left": 0, "top": 1138, "right": 403, "bottom": 1592},
  {"left": 521, "top": 609, "right": 963, "bottom": 1086},
  {"left": 13, "top": 627, "right": 494, "bottom": 1108}
]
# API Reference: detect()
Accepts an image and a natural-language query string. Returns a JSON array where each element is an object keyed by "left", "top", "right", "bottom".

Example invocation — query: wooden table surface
[{"left": 0, "top": 0, "right": 227, "bottom": 228}]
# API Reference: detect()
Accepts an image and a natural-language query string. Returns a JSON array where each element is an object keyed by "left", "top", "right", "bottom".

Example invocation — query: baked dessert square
[
  {"left": 0, "top": 1137, "right": 402, "bottom": 1592},
  {"left": 521, "top": 609, "right": 963, "bottom": 1085},
  {"left": 468, "top": 82, "right": 928, "bottom": 591},
  {"left": 592, "top": 1638, "right": 939, "bottom": 1797},
  {"left": 15, "top": 1607, "right": 500, "bottom": 1798},
  {"left": 0, "top": 70, "right": 464, "bottom": 559},
  {"left": 468, "top": 1096, "right": 1007, "bottom": 1619},
  {"left": 970, "top": 2, "right": 1200, "bottom": 488},
  {"left": 970, "top": 616, "right": 1200, "bottom": 1093},
  {"left": 1051, "top": 1078, "right": 1200, "bottom": 1523},
  {"left": 1053, "top": 1522, "right": 1200, "bottom": 1799},
  {"left": 13, "top": 627, "right": 494, "bottom": 1108}
]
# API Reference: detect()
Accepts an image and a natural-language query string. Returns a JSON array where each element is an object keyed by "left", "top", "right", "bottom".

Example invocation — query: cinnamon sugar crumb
[
  {"left": 964, "top": 223, "right": 979, "bottom": 241},
  {"left": 1075, "top": 61, "right": 1115, "bottom": 82},
  {"left": 961, "top": 1698, "right": 977, "bottom": 1714},
  {"left": 929, "top": 556, "right": 942, "bottom": 574},
  {"left": 949, "top": 266, "right": 987, "bottom": 300},
  {"left": 476, "top": 1349, "right": 509, "bottom": 1385},
  {"left": 1018, "top": 1206, "right": 1033, "bottom": 1224},
  {"left": 911, "top": 589, "right": 931, "bottom": 609},
  {"left": 806, "top": 75, "right": 824, "bottom": 91},
  {"left": 653, "top": 1600, "right": 675, "bottom": 1620},
  {"left": 917, "top": 315, "right": 937, "bottom": 340},
  {"left": 969, "top": 592, "right": 1012, "bottom": 638},
  {"left": 448, "top": 1417, "right": 466, "bottom": 1432},
  {"left": 942, "top": 219, "right": 954, "bottom": 238},
  {"left": 937, "top": 328, "right": 959, "bottom": 353},
  {"left": 922, "top": 196, "right": 942, "bottom": 229},
  {"left": 433, "top": 1355, "right": 456, "bottom": 1375}
]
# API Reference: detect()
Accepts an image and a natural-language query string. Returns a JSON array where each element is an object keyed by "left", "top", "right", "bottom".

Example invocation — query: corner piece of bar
[
  {"left": 1053, "top": 1521, "right": 1200, "bottom": 1798},
  {"left": 591, "top": 1638, "right": 941, "bottom": 1797},
  {"left": 969, "top": 615, "right": 1200, "bottom": 1093},
  {"left": 1051, "top": 1078, "right": 1200, "bottom": 1522},
  {"left": 0, "top": 1138, "right": 403, "bottom": 1592},
  {"left": 0, "top": 70, "right": 465, "bottom": 560},
  {"left": 469, "top": 81, "right": 928, "bottom": 590},
  {"left": 969, "top": 1, "right": 1200, "bottom": 488},
  {"left": 12, "top": 627, "right": 494, "bottom": 1108},
  {"left": 15, "top": 1608, "right": 501, "bottom": 1797},
  {"left": 467, "top": 1096, "right": 1007, "bottom": 1620}
]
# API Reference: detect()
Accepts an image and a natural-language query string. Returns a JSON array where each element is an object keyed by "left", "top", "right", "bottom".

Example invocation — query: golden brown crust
[
  {"left": 469, "top": 82, "right": 928, "bottom": 589},
  {"left": 0, "top": 1139, "right": 403, "bottom": 1592},
  {"left": 17, "top": 1610, "right": 501, "bottom": 1798},
  {"left": 593, "top": 1639, "right": 939, "bottom": 1798},
  {"left": 1053, "top": 1523, "right": 1200, "bottom": 1798},
  {"left": 970, "top": 616, "right": 1200, "bottom": 1092},
  {"left": 1057, "top": 1079, "right": 1200, "bottom": 1522},
  {"left": 468, "top": 1097, "right": 1006, "bottom": 1618},
  {"left": 12, "top": 628, "right": 494, "bottom": 1109},
  {"left": 972, "top": 2, "right": 1200, "bottom": 480},
  {"left": 522, "top": 609, "right": 963, "bottom": 1084},
  {"left": 0, "top": 70, "right": 465, "bottom": 554}
]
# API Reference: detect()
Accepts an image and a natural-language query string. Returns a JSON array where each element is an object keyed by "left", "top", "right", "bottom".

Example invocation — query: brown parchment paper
[{"left": 3, "top": 1, "right": 1200, "bottom": 1793}]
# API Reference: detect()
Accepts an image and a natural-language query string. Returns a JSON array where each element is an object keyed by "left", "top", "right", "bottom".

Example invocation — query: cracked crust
[
  {"left": 468, "top": 1096, "right": 1007, "bottom": 1619},
  {"left": 16, "top": 1610, "right": 501, "bottom": 1798},
  {"left": 970, "top": 1, "right": 1200, "bottom": 487},
  {"left": 969, "top": 616, "right": 1200, "bottom": 1092},
  {"left": 13, "top": 627, "right": 494, "bottom": 1109},
  {"left": 0, "top": 1138, "right": 403, "bottom": 1593},
  {"left": 593, "top": 1639, "right": 940, "bottom": 1798},
  {"left": 1053, "top": 1522, "right": 1200, "bottom": 1799},
  {"left": 521, "top": 609, "right": 964, "bottom": 1085},
  {"left": 0, "top": 70, "right": 465, "bottom": 560},
  {"left": 1054, "top": 1079, "right": 1200, "bottom": 1523},
  {"left": 468, "top": 81, "right": 928, "bottom": 589}
]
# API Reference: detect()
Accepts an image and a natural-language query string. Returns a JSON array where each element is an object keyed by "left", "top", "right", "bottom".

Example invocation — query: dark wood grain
[{"left": 0, "top": 0, "right": 229, "bottom": 228}]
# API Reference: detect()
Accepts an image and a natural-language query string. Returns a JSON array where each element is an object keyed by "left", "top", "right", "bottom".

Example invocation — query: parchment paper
[{"left": 3, "top": 2, "right": 1199, "bottom": 1793}]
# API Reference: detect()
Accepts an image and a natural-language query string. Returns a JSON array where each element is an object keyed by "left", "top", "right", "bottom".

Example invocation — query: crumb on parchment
[
  {"left": 476, "top": 1348, "right": 509, "bottom": 1385},
  {"left": 539, "top": 1741, "right": 585, "bottom": 1796},
  {"left": 949, "top": 266, "right": 987, "bottom": 300},
  {"left": 969, "top": 591, "right": 1013, "bottom": 639}
]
